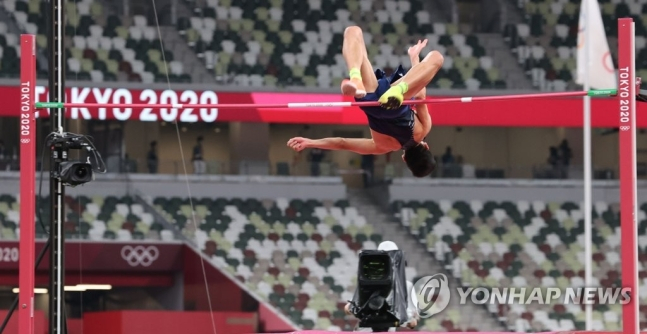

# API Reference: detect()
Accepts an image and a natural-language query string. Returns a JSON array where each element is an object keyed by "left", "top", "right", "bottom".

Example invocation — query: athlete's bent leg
[
  {"left": 401, "top": 51, "right": 444, "bottom": 99},
  {"left": 379, "top": 51, "right": 444, "bottom": 109},
  {"left": 342, "top": 26, "right": 365, "bottom": 75},
  {"left": 341, "top": 26, "right": 377, "bottom": 97},
  {"left": 359, "top": 54, "right": 378, "bottom": 93}
]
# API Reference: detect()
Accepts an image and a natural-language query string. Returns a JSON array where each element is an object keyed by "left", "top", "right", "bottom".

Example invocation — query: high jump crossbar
[{"left": 34, "top": 89, "right": 617, "bottom": 110}]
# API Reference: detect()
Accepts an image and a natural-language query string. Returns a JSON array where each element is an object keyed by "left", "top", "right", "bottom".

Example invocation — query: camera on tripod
[
  {"left": 348, "top": 248, "right": 409, "bottom": 331},
  {"left": 49, "top": 133, "right": 103, "bottom": 187},
  {"left": 58, "top": 161, "right": 94, "bottom": 186}
]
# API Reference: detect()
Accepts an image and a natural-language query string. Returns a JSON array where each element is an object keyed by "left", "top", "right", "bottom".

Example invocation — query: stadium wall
[
  {"left": 390, "top": 178, "right": 647, "bottom": 202},
  {"left": 106, "top": 124, "right": 647, "bottom": 179},
  {"left": 0, "top": 172, "right": 347, "bottom": 200}
]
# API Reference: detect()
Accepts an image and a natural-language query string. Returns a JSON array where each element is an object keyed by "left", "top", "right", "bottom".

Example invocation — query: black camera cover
[
  {"left": 59, "top": 161, "right": 94, "bottom": 187},
  {"left": 350, "top": 249, "right": 409, "bottom": 329}
]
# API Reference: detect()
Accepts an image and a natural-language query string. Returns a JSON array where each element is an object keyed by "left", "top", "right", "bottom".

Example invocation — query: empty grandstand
[{"left": 1, "top": 0, "right": 646, "bottom": 333}]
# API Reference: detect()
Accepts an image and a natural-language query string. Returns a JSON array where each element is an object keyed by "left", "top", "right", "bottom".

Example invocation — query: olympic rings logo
[
  {"left": 620, "top": 126, "right": 630, "bottom": 131},
  {"left": 121, "top": 245, "right": 159, "bottom": 267}
]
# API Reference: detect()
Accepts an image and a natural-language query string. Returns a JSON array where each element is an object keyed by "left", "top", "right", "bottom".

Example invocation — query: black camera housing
[
  {"left": 350, "top": 249, "right": 409, "bottom": 331},
  {"left": 58, "top": 161, "right": 94, "bottom": 187}
]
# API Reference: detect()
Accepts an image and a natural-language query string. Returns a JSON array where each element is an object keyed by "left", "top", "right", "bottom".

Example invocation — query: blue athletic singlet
[{"left": 355, "top": 65, "right": 418, "bottom": 150}]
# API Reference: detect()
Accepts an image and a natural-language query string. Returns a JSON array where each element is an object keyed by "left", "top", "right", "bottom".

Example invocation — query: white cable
[
  {"left": 150, "top": 2, "right": 218, "bottom": 334},
  {"left": 70, "top": 4, "right": 85, "bottom": 326}
]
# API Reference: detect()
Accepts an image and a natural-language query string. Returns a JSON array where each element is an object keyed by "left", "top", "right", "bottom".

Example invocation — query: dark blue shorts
[
  {"left": 356, "top": 65, "right": 410, "bottom": 119},
  {"left": 356, "top": 66, "right": 417, "bottom": 149}
]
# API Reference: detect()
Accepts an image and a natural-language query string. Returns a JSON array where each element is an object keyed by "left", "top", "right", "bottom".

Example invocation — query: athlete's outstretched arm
[
  {"left": 287, "top": 137, "right": 388, "bottom": 155},
  {"left": 416, "top": 102, "right": 432, "bottom": 136},
  {"left": 410, "top": 73, "right": 432, "bottom": 136},
  {"left": 400, "top": 40, "right": 433, "bottom": 134},
  {"left": 407, "top": 40, "right": 428, "bottom": 97}
]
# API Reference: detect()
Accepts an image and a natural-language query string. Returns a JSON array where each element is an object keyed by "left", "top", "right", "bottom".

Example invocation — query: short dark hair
[{"left": 404, "top": 144, "right": 436, "bottom": 177}]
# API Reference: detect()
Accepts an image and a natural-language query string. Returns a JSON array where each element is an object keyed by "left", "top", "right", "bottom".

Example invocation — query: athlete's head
[{"left": 402, "top": 141, "right": 435, "bottom": 178}]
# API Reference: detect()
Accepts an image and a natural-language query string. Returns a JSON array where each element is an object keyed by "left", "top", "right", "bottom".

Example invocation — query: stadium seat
[
  {"left": 165, "top": 0, "right": 502, "bottom": 88},
  {"left": 0, "top": 193, "right": 168, "bottom": 242},
  {"left": 393, "top": 198, "right": 647, "bottom": 331},
  {"left": 150, "top": 195, "right": 430, "bottom": 329},
  {"left": 502, "top": 0, "right": 647, "bottom": 90},
  {"left": 3, "top": 0, "right": 188, "bottom": 82}
]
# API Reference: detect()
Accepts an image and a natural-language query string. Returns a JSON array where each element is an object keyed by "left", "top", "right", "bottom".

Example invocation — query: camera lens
[{"left": 74, "top": 166, "right": 88, "bottom": 178}]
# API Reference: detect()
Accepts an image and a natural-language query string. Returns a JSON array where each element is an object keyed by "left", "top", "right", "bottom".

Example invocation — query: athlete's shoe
[
  {"left": 378, "top": 86, "right": 404, "bottom": 109},
  {"left": 341, "top": 78, "right": 367, "bottom": 98}
]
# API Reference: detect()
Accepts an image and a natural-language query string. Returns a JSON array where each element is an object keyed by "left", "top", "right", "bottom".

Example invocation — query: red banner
[
  {"left": 83, "top": 311, "right": 257, "bottom": 334},
  {"left": 1, "top": 85, "right": 646, "bottom": 127},
  {"left": 0, "top": 310, "right": 46, "bottom": 334}
]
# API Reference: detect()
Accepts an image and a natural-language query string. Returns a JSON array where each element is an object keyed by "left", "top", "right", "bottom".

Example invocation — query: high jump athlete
[{"left": 287, "top": 26, "right": 444, "bottom": 177}]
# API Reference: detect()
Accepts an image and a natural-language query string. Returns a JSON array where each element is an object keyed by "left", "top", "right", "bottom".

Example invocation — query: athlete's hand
[
  {"left": 344, "top": 303, "right": 353, "bottom": 315},
  {"left": 408, "top": 39, "right": 428, "bottom": 60},
  {"left": 406, "top": 318, "right": 418, "bottom": 329},
  {"left": 287, "top": 137, "right": 312, "bottom": 152}
]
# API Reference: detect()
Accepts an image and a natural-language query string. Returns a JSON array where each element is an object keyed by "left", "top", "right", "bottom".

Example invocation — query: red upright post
[
  {"left": 618, "top": 18, "right": 639, "bottom": 334},
  {"left": 19, "top": 34, "right": 36, "bottom": 334}
]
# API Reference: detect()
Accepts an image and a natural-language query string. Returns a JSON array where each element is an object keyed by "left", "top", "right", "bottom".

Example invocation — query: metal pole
[
  {"left": 0, "top": 299, "right": 18, "bottom": 334},
  {"left": 171, "top": 0, "right": 177, "bottom": 26},
  {"left": 582, "top": 0, "right": 593, "bottom": 329},
  {"left": 123, "top": 0, "right": 129, "bottom": 19},
  {"left": 48, "top": 0, "right": 66, "bottom": 332}
]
